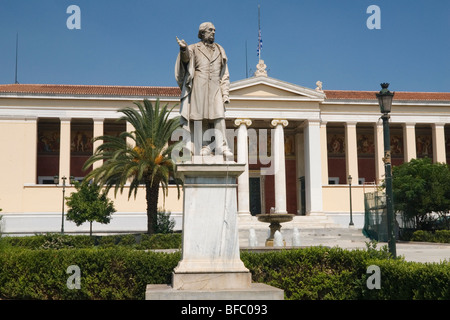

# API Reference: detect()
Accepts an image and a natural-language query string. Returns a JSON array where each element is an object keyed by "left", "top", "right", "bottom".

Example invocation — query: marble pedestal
[{"left": 146, "top": 160, "right": 284, "bottom": 300}]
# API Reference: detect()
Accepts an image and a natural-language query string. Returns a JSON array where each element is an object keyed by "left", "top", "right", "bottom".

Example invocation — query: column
[
  {"left": 271, "top": 119, "right": 288, "bottom": 214},
  {"left": 24, "top": 117, "right": 38, "bottom": 184},
  {"left": 432, "top": 123, "right": 446, "bottom": 163},
  {"left": 59, "top": 118, "right": 71, "bottom": 181},
  {"left": 403, "top": 122, "right": 416, "bottom": 162},
  {"left": 374, "top": 122, "right": 384, "bottom": 184},
  {"left": 234, "top": 119, "right": 252, "bottom": 217},
  {"left": 345, "top": 122, "right": 359, "bottom": 184},
  {"left": 304, "top": 119, "right": 323, "bottom": 215},
  {"left": 93, "top": 118, "right": 104, "bottom": 170},
  {"left": 320, "top": 121, "right": 329, "bottom": 185},
  {"left": 126, "top": 121, "right": 136, "bottom": 148}
]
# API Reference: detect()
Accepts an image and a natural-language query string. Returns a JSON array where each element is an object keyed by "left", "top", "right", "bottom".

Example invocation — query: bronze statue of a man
[{"left": 175, "top": 22, "right": 232, "bottom": 157}]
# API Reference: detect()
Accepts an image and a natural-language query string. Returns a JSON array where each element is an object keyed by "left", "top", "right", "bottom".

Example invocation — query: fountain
[{"left": 256, "top": 208, "right": 295, "bottom": 247}]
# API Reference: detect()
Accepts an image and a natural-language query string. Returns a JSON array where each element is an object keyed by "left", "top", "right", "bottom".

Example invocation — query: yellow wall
[{"left": 322, "top": 185, "right": 368, "bottom": 213}]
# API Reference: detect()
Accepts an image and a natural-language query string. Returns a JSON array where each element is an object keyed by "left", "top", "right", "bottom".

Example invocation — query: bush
[
  {"left": 411, "top": 230, "right": 450, "bottom": 243},
  {"left": 1, "top": 245, "right": 449, "bottom": 300},
  {"left": 0, "top": 247, "right": 180, "bottom": 299},
  {"left": 0, "top": 233, "right": 182, "bottom": 250}
]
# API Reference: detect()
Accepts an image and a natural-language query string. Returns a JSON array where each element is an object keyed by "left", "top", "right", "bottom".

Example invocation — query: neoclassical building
[{"left": 1, "top": 64, "right": 449, "bottom": 234}]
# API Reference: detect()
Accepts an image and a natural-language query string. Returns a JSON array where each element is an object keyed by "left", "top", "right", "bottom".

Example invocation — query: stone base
[
  {"left": 145, "top": 283, "right": 284, "bottom": 300},
  {"left": 172, "top": 271, "right": 252, "bottom": 290}
]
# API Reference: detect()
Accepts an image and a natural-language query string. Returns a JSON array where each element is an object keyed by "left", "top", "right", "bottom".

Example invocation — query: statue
[{"left": 175, "top": 22, "right": 233, "bottom": 158}]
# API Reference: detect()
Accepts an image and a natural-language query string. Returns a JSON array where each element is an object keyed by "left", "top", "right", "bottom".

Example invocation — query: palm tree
[{"left": 83, "top": 99, "right": 182, "bottom": 235}]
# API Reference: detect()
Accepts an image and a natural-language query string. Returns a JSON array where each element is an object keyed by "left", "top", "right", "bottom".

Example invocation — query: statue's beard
[{"left": 203, "top": 36, "right": 214, "bottom": 44}]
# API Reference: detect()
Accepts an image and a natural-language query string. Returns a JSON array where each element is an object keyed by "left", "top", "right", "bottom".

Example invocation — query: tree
[
  {"left": 83, "top": 99, "right": 182, "bottom": 235},
  {"left": 392, "top": 158, "right": 450, "bottom": 230},
  {"left": 65, "top": 181, "right": 116, "bottom": 236}
]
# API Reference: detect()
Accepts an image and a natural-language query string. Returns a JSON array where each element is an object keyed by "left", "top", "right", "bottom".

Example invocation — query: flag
[
  {"left": 257, "top": 29, "right": 263, "bottom": 57},
  {"left": 257, "top": 4, "right": 262, "bottom": 57}
]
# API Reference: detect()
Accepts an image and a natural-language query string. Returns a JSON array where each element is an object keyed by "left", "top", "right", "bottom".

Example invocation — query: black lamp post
[
  {"left": 376, "top": 83, "right": 397, "bottom": 258},
  {"left": 348, "top": 175, "right": 354, "bottom": 226},
  {"left": 54, "top": 175, "right": 74, "bottom": 234}
]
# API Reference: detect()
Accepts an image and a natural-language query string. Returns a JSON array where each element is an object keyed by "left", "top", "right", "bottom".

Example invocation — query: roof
[
  {"left": 324, "top": 90, "right": 450, "bottom": 101},
  {"left": 0, "top": 83, "right": 449, "bottom": 102},
  {"left": 0, "top": 84, "right": 181, "bottom": 97}
]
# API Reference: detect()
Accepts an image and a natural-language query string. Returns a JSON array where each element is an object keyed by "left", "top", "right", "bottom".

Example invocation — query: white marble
[
  {"left": 172, "top": 162, "right": 251, "bottom": 289},
  {"left": 271, "top": 119, "right": 288, "bottom": 214},
  {"left": 235, "top": 119, "right": 252, "bottom": 216}
]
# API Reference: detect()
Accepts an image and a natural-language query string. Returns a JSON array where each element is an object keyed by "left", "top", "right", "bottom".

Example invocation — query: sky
[{"left": 0, "top": 0, "right": 449, "bottom": 92}]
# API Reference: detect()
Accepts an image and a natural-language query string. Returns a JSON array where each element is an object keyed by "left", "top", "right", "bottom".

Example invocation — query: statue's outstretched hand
[{"left": 176, "top": 36, "right": 188, "bottom": 49}]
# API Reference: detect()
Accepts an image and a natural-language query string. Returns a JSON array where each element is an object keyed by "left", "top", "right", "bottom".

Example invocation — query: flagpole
[{"left": 258, "top": 4, "right": 261, "bottom": 61}]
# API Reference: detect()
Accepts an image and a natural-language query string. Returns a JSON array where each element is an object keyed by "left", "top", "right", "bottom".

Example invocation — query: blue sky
[{"left": 0, "top": 0, "right": 449, "bottom": 92}]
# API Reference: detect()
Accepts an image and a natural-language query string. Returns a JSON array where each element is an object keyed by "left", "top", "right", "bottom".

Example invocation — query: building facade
[{"left": 1, "top": 69, "right": 450, "bottom": 234}]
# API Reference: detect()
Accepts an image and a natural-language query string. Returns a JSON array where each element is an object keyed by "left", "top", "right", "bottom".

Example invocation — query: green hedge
[
  {"left": 0, "top": 233, "right": 182, "bottom": 250},
  {"left": 0, "top": 247, "right": 181, "bottom": 299},
  {"left": 1, "top": 244, "right": 450, "bottom": 300},
  {"left": 411, "top": 230, "right": 450, "bottom": 243}
]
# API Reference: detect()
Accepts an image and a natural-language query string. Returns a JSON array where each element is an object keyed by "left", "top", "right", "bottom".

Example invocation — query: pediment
[{"left": 230, "top": 76, "right": 326, "bottom": 101}]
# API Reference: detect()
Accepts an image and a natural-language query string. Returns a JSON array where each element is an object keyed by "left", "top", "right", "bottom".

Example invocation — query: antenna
[{"left": 14, "top": 33, "right": 19, "bottom": 84}]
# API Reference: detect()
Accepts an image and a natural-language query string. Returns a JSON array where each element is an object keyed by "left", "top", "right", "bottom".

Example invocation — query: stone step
[{"left": 239, "top": 227, "right": 369, "bottom": 248}]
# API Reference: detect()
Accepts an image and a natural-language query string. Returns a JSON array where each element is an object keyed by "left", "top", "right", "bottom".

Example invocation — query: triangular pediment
[{"left": 230, "top": 76, "right": 326, "bottom": 101}]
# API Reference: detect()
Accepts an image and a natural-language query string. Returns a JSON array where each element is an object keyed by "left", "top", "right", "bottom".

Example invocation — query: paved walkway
[{"left": 239, "top": 227, "right": 450, "bottom": 263}]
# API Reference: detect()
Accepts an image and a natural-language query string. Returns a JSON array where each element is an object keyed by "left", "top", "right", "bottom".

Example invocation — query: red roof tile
[
  {"left": 0, "top": 84, "right": 449, "bottom": 102},
  {"left": 324, "top": 90, "right": 450, "bottom": 101},
  {"left": 0, "top": 84, "right": 181, "bottom": 97}
]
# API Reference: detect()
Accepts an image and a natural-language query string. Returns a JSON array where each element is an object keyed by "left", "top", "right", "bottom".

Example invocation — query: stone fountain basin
[
  {"left": 256, "top": 213, "right": 295, "bottom": 223},
  {"left": 256, "top": 213, "right": 295, "bottom": 247}
]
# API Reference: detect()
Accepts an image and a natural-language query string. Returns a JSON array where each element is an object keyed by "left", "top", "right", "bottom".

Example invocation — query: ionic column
[
  {"left": 234, "top": 118, "right": 252, "bottom": 217},
  {"left": 93, "top": 118, "right": 104, "bottom": 170},
  {"left": 374, "top": 122, "right": 384, "bottom": 184},
  {"left": 126, "top": 121, "right": 136, "bottom": 148},
  {"left": 403, "top": 122, "right": 416, "bottom": 162},
  {"left": 271, "top": 119, "right": 288, "bottom": 214},
  {"left": 432, "top": 123, "right": 446, "bottom": 163},
  {"left": 59, "top": 118, "right": 71, "bottom": 181},
  {"left": 345, "top": 122, "right": 359, "bottom": 184},
  {"left": 304, "top": 119, "right": 323, "bottom": 214}
]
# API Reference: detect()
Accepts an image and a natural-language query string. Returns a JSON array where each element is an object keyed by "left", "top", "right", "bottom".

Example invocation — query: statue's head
[{"left": 198, "top": 22, "right": 215, "bottom": 43}]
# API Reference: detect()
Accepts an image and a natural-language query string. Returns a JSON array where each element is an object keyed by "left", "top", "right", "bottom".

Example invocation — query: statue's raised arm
[{"left": 176, "top": 36, "right": 188, "bottom": 49}]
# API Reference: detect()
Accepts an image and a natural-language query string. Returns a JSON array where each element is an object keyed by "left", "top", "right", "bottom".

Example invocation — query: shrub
[
  {"left": 411, "top": 230, "right": 450, "bottom": 243},
  {"left": 0, "top": 233, "right": 182, "bottom": 250},
  {"left": 0, "top": 247, "right": 181, "bottom": 300},
  {"left": 1, "top": 245, "right": 449, "bottom": 300}
]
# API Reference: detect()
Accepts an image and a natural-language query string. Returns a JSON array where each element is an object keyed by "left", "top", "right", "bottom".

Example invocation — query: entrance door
[{"left": 249, "top": 177, "right": 262, "bottom": 216}]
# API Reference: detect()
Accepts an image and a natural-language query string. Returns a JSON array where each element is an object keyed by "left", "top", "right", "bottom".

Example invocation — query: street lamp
[
  {"left": 376, "top": 83, "right": 397, "bottom": 258},
  {"left": 54, "top": 175, "right": 74, "bottom": 234},
  {"left": 348, "top": 175, "right": 354, "bottom": 226}
]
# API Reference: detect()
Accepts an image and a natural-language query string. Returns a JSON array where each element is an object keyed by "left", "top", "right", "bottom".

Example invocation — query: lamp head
[{"left": 376, "top": 83, "right": 394, "bottom": 114}]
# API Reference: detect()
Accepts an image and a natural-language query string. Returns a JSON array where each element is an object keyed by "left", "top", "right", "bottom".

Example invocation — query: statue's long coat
[{"left": 175, "top": 42, "right": 230, "bottom": 125}]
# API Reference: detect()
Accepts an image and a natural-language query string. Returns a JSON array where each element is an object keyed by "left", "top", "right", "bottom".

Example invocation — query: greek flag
[{"left": 257, "top": 29, "right": 263, "bottom": 57}]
